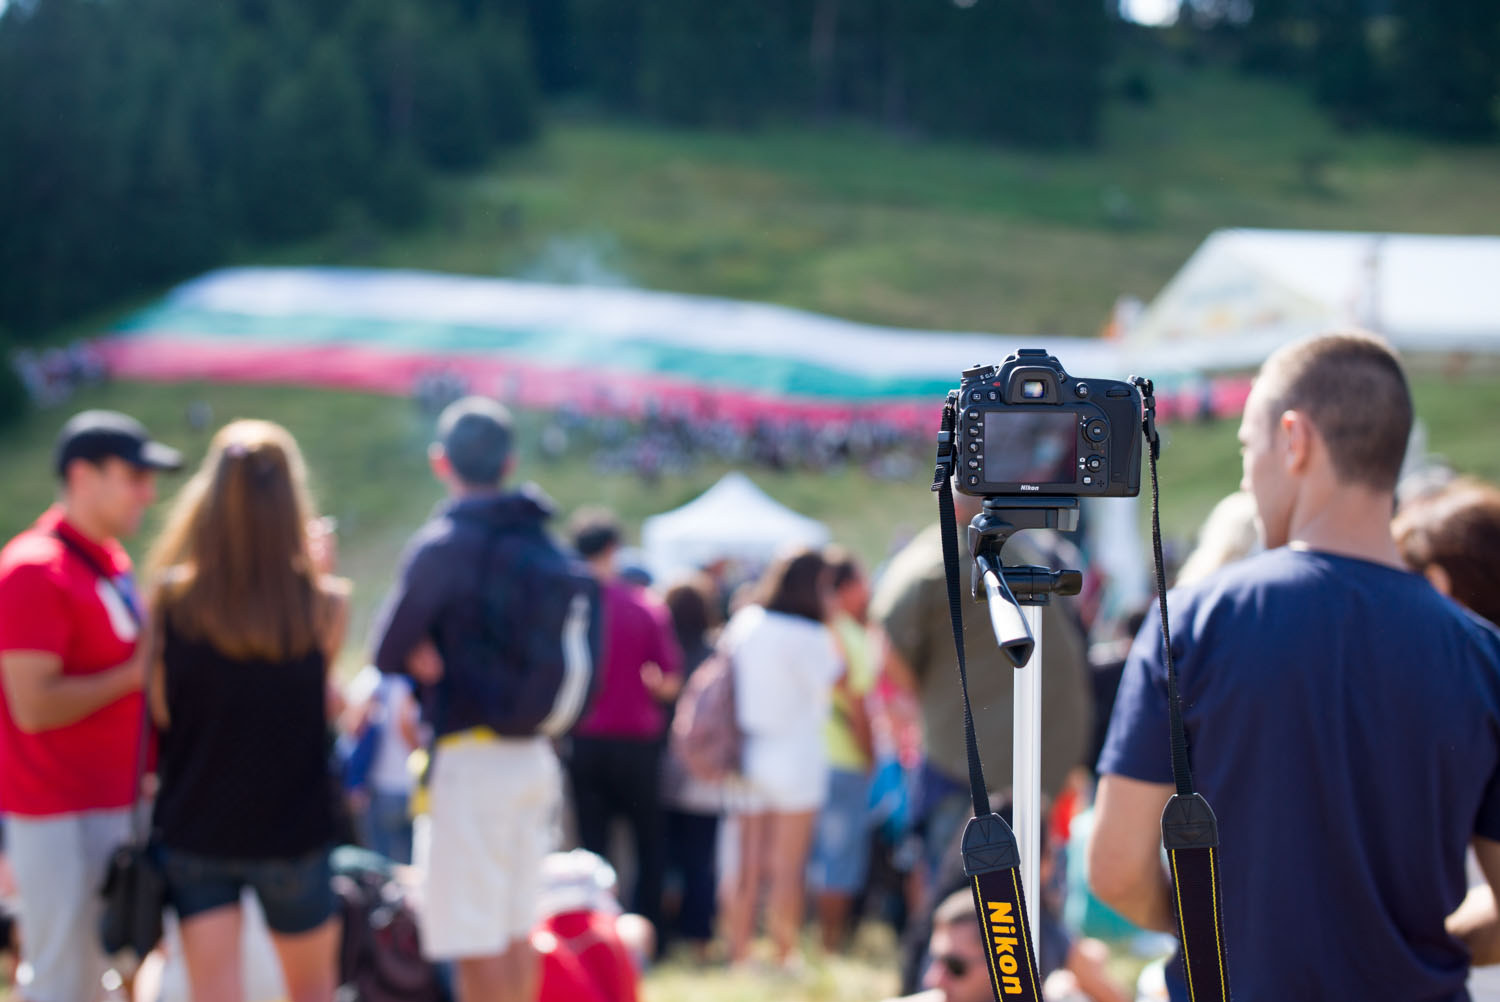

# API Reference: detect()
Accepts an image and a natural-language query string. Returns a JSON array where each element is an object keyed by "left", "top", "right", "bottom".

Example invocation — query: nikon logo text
[
  {"left": 1019, "top": 485, "right": 1040, "bottom": 492},
  {"left": 986, "top": 900, "right": 1023, "bottom": 994}
]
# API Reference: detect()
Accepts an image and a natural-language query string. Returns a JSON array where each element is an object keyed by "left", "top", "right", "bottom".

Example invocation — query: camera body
[{"left": 952, "top": 349, "right": 1142, "bottom": 498}]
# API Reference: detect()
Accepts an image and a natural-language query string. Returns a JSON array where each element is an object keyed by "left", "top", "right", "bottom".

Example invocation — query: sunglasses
[{"left": 934, "top": 953, "right": 972, "bottom": 979}]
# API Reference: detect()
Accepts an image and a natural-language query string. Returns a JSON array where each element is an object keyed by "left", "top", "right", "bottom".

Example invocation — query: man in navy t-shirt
[{"left": 1091, "top": 331, "right": 1500, "bottom": 1001}]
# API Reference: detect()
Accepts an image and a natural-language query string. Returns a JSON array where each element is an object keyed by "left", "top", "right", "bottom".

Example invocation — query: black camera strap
[
  {"left": 1129, "top": 377, "right": 1231, "bottom": 1002},
  {"left": 932, "top": 395, "right": 1045, "bottom": 1002}
]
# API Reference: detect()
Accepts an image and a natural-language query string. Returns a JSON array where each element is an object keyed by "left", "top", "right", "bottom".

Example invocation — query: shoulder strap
[
  {"left": 51, "top": 529, "right": 153, "bottom": 845},
  {"left": 1130, "top": 377, "right": 1231, "bottom": 1002}
]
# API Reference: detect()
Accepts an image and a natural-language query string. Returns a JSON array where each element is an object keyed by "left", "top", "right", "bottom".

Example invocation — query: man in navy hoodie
[{"left": 371, "top": 396, "right": 589, "bottom": 1002}]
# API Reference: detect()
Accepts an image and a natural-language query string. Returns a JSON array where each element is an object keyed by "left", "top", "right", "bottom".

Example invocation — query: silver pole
[{"left": 1013, "top": 603, "right": 1044, "bottom": 940}]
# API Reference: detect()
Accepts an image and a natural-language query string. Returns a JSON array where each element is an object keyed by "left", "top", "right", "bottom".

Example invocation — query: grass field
[
  {"left": 256, "top": 61, "right": 1500, "bottom": 338},
  {"left": 5, "top": 48, "right": 1500, "bottom": 1002},
  {"left": 5, "top": 368, "right": 1500, "bottom": 675}
]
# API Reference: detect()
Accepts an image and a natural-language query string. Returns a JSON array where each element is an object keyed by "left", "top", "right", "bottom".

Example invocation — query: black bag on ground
[{"left": 332, "top": 847, "right": 447, "bottom": 1002}]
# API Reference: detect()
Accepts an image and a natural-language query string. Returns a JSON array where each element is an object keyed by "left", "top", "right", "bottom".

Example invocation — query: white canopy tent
[
  {"left": 1127, "top": 228, "right": 1500, "bottom": 373},
  {"left": 641, "top": 472, "right": 830, "bottom": 577}
]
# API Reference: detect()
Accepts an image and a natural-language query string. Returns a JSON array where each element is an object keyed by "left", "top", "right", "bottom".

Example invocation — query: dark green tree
[{"left": 1388, "top": 0, "right": 1500, "bottom": 138}]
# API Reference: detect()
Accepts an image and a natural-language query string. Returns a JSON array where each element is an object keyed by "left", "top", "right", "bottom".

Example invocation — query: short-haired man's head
[
  {"left": 436, "top": 396, "right": 513, "bottom": 487},
  {"left": 933, "top": 888, "right": 981, "bottom": 932},
  {"left": 1393, "top": 477, "right": 1500, "bottom": 628},
  {"left": 570, "top": 507, "right": 623, "bottom": 560},
  {"left": 1253, "top": 331, "right": 1412, "bottom": 493}
]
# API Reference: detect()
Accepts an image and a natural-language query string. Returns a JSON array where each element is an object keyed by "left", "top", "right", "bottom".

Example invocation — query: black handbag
[{"left": 51, "top": 531, "right": 166, "bottom": 960}]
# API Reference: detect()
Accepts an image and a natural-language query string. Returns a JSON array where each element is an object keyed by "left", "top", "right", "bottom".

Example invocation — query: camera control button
[
  {"left": 1082, "top": 476, "right": 1094, "bottom": 486},
  {"left": 967, "top": 442, "right": 980, "bottom": 454},
  {"left": 967, "top": 424, "right": 981, "bottom": 436},
  {"left": 966, "top": 409, "right": 979, "bottom": 420},
  {"left": 1106, "top": 386, "right": 1131, "bottom": 398},
  {"left": 966, "top": 459, "right": 979, "bottom": 470},
  {"left": 1084, "top": 419, "right": 1108, "bottom": 443},
  {"left": 1076, "top": 382, "right": 1090, "bottom": 398},
  {"left": 1086, "top": 456, "right": 1103, "bottom": 472},
  {"left": 968, "top": 475, "right": 980, "bottom": 487},
  {"left": 987, "top": 390, "right": 998, "bottom": 401}
]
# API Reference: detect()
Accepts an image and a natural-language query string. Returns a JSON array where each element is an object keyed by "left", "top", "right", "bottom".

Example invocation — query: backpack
[
  {"left": 331, "top": 847, "right": 446, "bottom": 1002},
  {"left": 669, "top": 648, "right": 742, "bottom": 784},
  {"left": 444, "top": 523, "right": 604, "bottom": 738}
]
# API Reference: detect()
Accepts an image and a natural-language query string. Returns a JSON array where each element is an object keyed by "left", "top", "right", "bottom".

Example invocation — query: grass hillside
[
  {"left": 266, "top": 62, "right": 1500, "bottom": 337},
  {"left": 10, "top": 54, "right": 1500, "bottom": 663},
  {"left": 5, "top": 369, "right": 1499, "bottom": 675},
  {"left": 3, "top": 51, "right": 1500, "bottom": 1002}
]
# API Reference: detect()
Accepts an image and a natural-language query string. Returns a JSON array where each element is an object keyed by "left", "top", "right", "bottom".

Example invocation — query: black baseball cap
[
  {"left": 436, "top": 396, "right": 513, "bottom": 486},
  {"left": 54, "top": 410, "right": 184, "bottom": 479}
]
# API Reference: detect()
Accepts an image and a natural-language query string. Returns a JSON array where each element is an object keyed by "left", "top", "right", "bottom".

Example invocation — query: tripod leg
[{"left": 1013, "top": 604, "right": 1044, "bottom": 940}]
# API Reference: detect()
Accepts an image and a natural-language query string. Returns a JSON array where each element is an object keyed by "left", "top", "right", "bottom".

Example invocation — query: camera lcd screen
[{"left": 984, "top": 411, "right": 1077, "bottom": 485}]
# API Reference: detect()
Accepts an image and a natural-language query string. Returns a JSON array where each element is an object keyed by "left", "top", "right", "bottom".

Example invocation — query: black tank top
[{"left": 153, "top": 614, "right": 335, "bottom": 859}]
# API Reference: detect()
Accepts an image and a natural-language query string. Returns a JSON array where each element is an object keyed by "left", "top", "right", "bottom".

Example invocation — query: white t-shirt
[
  {"left": 725, "top": 606, "right": 843, "bottom": 812},
  {"left": 346, "top": 665, "right": 418, "bottom": 795}
]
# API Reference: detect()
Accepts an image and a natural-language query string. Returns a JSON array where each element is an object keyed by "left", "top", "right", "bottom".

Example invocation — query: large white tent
[
  {"left": 641, "top": 472, "right": 830, "bottom": 576},
  {"left": 1127, "top": 228, "right": 1500, "bottom": 373}
]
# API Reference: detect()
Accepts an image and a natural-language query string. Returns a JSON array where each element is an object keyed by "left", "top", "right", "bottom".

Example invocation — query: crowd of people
[
  {"left": 2, "top": 329, "right": 1500, "bottom": 1002},
  {"left": 11, "top": 343, "right": 110, "bottom": 408}
]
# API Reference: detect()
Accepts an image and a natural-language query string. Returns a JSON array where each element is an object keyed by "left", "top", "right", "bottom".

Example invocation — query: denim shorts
[
  {"left": 158, "top": 846, "right": 336, "bottom": 935},
  {"left": 809, "top": 766, "right": 873, "bottom": 895}
]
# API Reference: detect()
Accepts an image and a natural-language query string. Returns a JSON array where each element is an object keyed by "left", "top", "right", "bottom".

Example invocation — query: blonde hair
[
  {"left": 146, "top": 420, "right": 325, "bottom": 662},
  {"left": 1176, "top": 491, "right": 1261, "bottom": 588}
]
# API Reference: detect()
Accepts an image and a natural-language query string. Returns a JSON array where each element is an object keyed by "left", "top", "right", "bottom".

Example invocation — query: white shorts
[
  {"left": 414, "top": 735, "right": 560, "bottom": 961},
  {"left": 741, "top": 734, "right": 828, "bottom": 814},
  {"left": 6, "top": 807, "right": 131, "bottom": 1002}
]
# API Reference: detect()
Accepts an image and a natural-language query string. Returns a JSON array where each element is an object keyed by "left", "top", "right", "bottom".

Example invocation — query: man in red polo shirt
[{"left": 0, "top": 410, "right": 181, "bottom": 1002}]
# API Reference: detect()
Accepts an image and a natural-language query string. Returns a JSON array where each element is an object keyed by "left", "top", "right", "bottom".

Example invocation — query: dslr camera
[{"left": 951, "top": 349, "right": 1142, "bottom": 498}]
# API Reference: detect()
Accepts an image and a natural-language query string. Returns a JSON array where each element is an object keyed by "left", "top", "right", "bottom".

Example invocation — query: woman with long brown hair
[
  {"left": 144, "top": 419, "right": 348, "bottom": 1002},
  {"left": 720, "top": 547, "right": 844, "bottom": 968}
]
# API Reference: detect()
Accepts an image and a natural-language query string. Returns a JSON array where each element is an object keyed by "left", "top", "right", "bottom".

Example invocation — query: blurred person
[
  {"left": 0, "top": 410, "right": 181, "bottom": 1002},
  {"left": 1092, "top": 332, "right": 1500, "bottom": 1000},
  {"left": 340, "top": 663, "right": 420, "bottom": 864},
  {"left": 1172, "top": 490, "right": 1261, "bottom": 589},
  {"left": 532, "top": 849, "right": 646, "bottom": 1002},
  {"left": 721, "top": 548, "right": 844, "bottom": 968},
  {"left": 1393, "top": 477, "right": 1500, "bottom": 628},
  {"left": 812, "top": 546, "right": 878, "bottom": 952},
  {"left": 1393, "top": 478, "right": 1500, "bottom": 1000},
  {"left": 566, "top": 507, "right": 682, "bottom": 942},
  {"left": 900, "top": 794, "right": 1131, "bottom": 1002},
  {"left": 144, "top": 420, "right": 346, "bottom": 1002},
  {"left": 869, "top": 487, "right": 1092, "bottom": 889},
  {"left": 882, "top": 889, "right": 1128, "bottom": 1002},
  {"left": 370, "top": 396, "right": 587, "bottom": 1002},
  {"left": 657, "top": 573, "right": 723, "bottom": 956}
]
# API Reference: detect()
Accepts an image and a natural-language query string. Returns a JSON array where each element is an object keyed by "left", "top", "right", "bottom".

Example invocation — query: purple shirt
[{"left": 574, "top": 580, "right": 681, "bottom": 740}]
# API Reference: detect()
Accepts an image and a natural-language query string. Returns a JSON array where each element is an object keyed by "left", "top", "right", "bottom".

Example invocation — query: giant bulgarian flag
[{"left": 100, "top": 267, "right": 1123, "bottom": 429}]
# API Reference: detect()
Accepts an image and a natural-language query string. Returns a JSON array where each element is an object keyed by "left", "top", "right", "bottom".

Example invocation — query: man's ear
[
  {"left": 1281, "top": 409, "right": 1315, "bottom": 475},
  {"left": 428, "top": 443, "right": 451, "bottom": 483}
]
